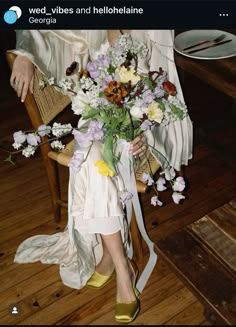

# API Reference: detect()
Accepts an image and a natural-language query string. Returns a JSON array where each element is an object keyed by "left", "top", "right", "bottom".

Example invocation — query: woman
[{"left": 10, "top": 30, "right": 193, "bottom": 323}]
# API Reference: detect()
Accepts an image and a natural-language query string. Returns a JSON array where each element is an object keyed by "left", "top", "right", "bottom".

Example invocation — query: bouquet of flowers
[{"left": 8, "top": 33, "right": 188, "bottom": 205}]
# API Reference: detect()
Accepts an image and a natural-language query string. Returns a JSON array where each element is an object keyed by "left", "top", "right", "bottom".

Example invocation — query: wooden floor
[{"left": 1, "top": 34, "right": 236, "bottom": 325}]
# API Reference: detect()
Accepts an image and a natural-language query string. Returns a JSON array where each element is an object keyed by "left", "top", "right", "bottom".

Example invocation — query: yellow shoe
[
  {"left": 86, "top": 270, "right": 115, "bottom": 289},
  {"left": 115, "top": 299, "right": 140, "bottom": 323},
  {"left": 115, "top": 258, "right": 140, "bottom": 323}
]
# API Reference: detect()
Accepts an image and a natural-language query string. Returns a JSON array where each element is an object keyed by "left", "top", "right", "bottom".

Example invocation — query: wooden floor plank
[
  {"left": 0, "top": 280, "right": 74, "bottom": 325},
  {"left": 132, "top": 287, "right": 198, "bottom": 325},
  {"left": 0, "top": 265, "right": 59, "bottom": 310},
  {"left": 164, "top": 300, "right": 206, "bottom": 325}
]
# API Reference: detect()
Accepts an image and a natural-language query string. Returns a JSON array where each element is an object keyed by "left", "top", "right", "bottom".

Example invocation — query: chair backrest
[
  {"left": 33, "top": 68, "right": 72, "bottom": 125},
  {"left": 6, "top": 52, "right": 71, "bottom": 128}
]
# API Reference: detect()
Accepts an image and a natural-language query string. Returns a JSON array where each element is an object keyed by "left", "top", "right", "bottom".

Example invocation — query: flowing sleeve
[
  {"left": 8, "top": 30, "right": 90, "bottom": 82},
  {"left": 144, "top": 30, "right": 193, "bottom": 171}
]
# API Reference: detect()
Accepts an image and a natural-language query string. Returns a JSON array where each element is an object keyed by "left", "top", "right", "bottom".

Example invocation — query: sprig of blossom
[{"left": 142, "top": 169, "right": 186, "bottom": 206}]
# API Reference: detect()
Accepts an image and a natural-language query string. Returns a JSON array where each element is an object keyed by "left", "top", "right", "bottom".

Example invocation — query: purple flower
[
  {"left": 156, "top": 176, "right": 167, "bottom": 191},
  {"left": 88, "top": 120, "right": 104, "bottom": 141},
  {"left": 142, "top": 90, "right": 155, "bottom": 105},
  {"left": 72, "top": 130, "right": 92, "bottom": 146},
  {"left": 151, "top": 195, "right": 163, "bottom": 206},
  {"left": 141, "top": 173, "right": 154, "bottom": 186},
  {"left": 73, "top": 121, "right": 104, "bottom": 146},
  {"left": 13, "top": 130, "right": 26, "bottom": 144},
  {"left": 26, "top": 133, "right": 41, "bottom": 146},
  {"left": 99, "top": 75, "right": 113, "bottom": 91},
  {"left": 140, "top": 120, "right": 152, "bottom": 131},
  {"left": 69, "top": 151, "right": 84, "bottom": 172},
  {"left": 119, "top": 191, "right": 133, "bottom": 206},
  {"left": 154, "top": 86, "right": 165, "bottom": 98},
  {"left": 172, "top": 176, "right": 186, "bottom": 192},
  {"left": 87, "top": 62, "right": 100, "bottom": 79},
  {"left": 38, "top": 124, "right": 51, "bottom": 137},
  {"left": 172, "top": 192, "right": 185, "bottom": 204},
  {"left": 96, "top": 55, "right": 111, "bottom": 68}
]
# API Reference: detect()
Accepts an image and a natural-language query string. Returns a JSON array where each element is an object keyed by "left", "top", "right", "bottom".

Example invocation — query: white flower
[
  {"left": 48, "top": 77, "right": 55, "bottom": 85},
  {"left": 39, "top": 80, "right": 46, "bottom": 88},
  {"left": 26, "top": 133, "right": 41, "bottom": 146},
  {"left": 172, "top": 176, "right": 186, "bottom": 192},
  {"left": 12, "top": 142, "right": 22, "bottom": 150},
  {"left": 151, "top": 196, "right": 163, "bottom": 206},
  {"left": 79, "top": 76, "right": 94, "bottom": 90},
  {"left": 156, "top": 177, "right": 167, "bottom": 191},
  {"left": 71, "top": 90, "right": 91, "bottom": 115},
  {"left": 51, "top": 123, "right": 72, "bottom": 137},
  {"left": 22, "top": 145, "right": 36, "bottom": 158},
  {"left": 50, "top": 140, "right": 65, "bottom": 151},
  {"left": 147, "top": 101, "right": 164, "bottom": 124},
  {"left": 58, "top": 78, "right": 67, "bottom": 90},
  {"left": 130, "top": 99, "right": 147, "bottom": 119},
  {"left": 172, "top": 192, "right": 185, "bottom": 204},
  {"left": 130, "top": 105, "right": 144, "bottom": 119},
  {"left": 38, "top": 125, "right": 51, "bottom": 137},
  {"left": 13, "top": 130, "right": 26, "bottom": 144}
]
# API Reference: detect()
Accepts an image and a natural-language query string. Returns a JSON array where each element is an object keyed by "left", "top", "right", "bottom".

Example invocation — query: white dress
[{"left": 12, "top": 30, "right": 193, "bottom": 290}]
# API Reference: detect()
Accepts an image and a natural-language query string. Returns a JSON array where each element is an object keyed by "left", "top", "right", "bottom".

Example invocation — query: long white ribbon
[{"left": 116, "top": 140, "right": 158, "bottom": 293}]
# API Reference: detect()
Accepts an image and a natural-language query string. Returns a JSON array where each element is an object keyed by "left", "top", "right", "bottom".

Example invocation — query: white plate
[{"left": 174, "top": 30, "right": 236, "bottom": 60}]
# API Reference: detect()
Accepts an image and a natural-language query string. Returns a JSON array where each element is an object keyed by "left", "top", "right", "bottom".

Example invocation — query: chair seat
[{"left": 48, "top": 140, "right": 74, "bottom": 167}]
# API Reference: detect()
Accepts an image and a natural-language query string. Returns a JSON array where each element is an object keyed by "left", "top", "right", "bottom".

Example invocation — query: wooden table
[
  {"left": 174, "top": 30, "right": 236, "bottom": 100},
  {"left": 156, "top": 199, "right": 236, "bottom": 325},
  {"left": 158, "top": 32, "right": 236, "bottom": 325}
]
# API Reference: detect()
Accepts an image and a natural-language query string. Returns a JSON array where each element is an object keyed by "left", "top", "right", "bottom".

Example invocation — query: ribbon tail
[
  {"left": 129, "top": 168, "right": 158, "bottom": 293},
  {"left": 116, "top": 140, "right": 158, "bottom": 293}
]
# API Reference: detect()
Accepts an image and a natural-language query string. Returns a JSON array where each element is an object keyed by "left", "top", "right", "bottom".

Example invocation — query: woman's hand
[
  {"left": 129, "top": 134, "right": 147, "bottom": 157},
  {"left": 10, "top": 55, "right": 35, "bottom": 102}
]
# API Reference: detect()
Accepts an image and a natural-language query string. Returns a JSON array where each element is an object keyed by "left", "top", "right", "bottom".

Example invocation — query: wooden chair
[{"left": 6, "top": 52, "right": 160, "bottom": 261}]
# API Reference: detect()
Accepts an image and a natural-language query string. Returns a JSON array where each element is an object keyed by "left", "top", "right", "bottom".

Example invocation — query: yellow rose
[
  {"left": 147, "top": 102, "right": 164, "bottom": 124},
  {"left": 95, "top": 160, "right": 115, "bottom": 177},
  {"left": 117, "top": 66, "right": 141, "bottom": 86}
]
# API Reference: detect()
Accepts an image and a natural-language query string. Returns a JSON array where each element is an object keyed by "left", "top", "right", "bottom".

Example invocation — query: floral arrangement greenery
[{"left": 6, "top": 33, "right": 188, "bottom": 206}]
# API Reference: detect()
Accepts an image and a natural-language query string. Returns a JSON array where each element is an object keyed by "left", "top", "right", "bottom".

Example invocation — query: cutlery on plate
[
  {"left": 186, "top": 39, "right": 232, "bottom": 54},
  {"left": 182, "top": 33, "right": 226, "bottom": 51}
]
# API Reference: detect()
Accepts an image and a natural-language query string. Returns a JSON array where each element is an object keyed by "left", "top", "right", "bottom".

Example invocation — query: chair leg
[
  {"left": 130, "top": 206, "right": 144, "bottom": 263},
  {"left": 45, "top": 157, "right": 61, "bottom": 222},
  {"left": 40, "top": 144, "right": 62, "bottom": 222}
]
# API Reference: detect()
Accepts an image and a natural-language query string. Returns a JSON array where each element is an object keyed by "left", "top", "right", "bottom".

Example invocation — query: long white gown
[{"left": 12, "top": 30, "right": 193, "bottom": 291}]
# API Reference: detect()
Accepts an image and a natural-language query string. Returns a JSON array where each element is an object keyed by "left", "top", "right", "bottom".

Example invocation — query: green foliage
[
  {"left": 155, "top": 99, "right": 166, "bottom": 112},
  {"left": 142, "top": 76, "right": 155, "bottom": 91},
  {"left": 103, "top": 134, "right": 116, "bottom": 174},
  {"left": 169, "top": 104, "right": 185, "bottom": 119},
  {"left": 107, "top": 64, "right": 116, "bottom": 74},
  {"left": 4, "top": 155, "right": 16, "bottom": 165}
]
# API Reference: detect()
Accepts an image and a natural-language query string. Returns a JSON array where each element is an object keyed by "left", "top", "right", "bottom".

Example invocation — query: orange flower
[
  {"left": 162, "top": 81, "right": 177, "bottom": 96},
  {"left": 104, "top": 81, "right": 128, "bottom": 104},
  {"left": 78, "top": 69, "right": 90, "bottom": 79}
]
